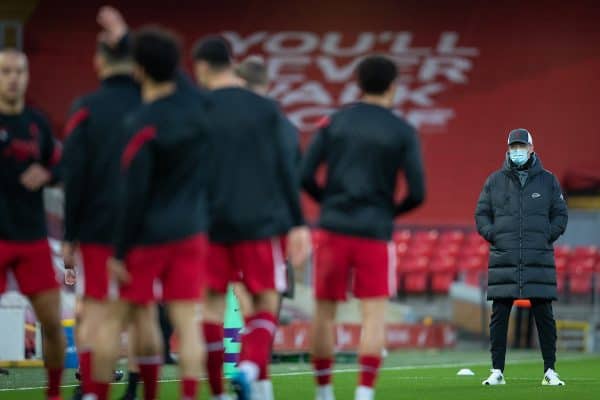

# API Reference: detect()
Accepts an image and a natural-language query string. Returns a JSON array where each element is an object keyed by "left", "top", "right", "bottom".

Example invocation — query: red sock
[
  {"left": 358, "top": 355, "right": 382, "bottom": 388},
  {"left": 203, "top": 322, "right": 225, "bottom": 395},
  {"left": 91, "top": 382, "right": 109, "bottom": 400},
  {"left": 312, "top": 357, "right": 333, "bottom": 386},
  {"left": 78, "top": 350, "right": 91, "bottom": 393},
  {"left": 138, "top": 356, "right": 161, "bottom": 400},
  {"left": 239, "top": 312, "right": 277, "bottom": 379},
  {"left": 46, "top": 367, "right": 63, "bottom": 397},
  {"left": 181, "top": 377, "right": 198, "bottom": 400}
]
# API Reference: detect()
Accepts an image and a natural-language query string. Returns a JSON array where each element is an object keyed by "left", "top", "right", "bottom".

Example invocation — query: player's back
[
  {"left": 119, "top": 89, "right": 212, "bottom": 248},
  {"left": 314, "top": 102, "right": 418, "bottom": 239},
  {"left": 63, "top": 75, "right": 140, "bottom": 244},
  {"left": 207, "top": 87, "right": 301, "bottom": 243}
]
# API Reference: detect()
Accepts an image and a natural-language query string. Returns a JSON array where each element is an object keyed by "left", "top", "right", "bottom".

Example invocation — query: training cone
[{"left": 457, "top": 368, "right": 475, "bottom": 376}]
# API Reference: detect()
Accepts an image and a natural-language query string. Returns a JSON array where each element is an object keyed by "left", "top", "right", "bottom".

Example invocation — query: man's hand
[
  {"left": 107, "top": 257, "right": 131, "bottom": 285},
  {"left": 286, "top": 226, "right": 312, "bottom": 268},
  {"left": 62, "top": 242, "right": 78, "bottom": 285},
  {"left": 20, "top": 163, "right": 51, "bottom": 191},
  {"left": 97, "top": 6, "right": 128, "bottom": 47}
]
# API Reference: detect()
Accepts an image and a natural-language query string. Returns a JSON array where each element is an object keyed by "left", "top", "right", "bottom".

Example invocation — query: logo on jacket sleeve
[{"left": 532, "top": 193, "right": 541, "bottom": 199}]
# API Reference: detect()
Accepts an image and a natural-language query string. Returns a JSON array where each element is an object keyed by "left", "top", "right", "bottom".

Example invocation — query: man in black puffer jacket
[{"left": 475, "top": 128, "right": 568, "bottom": 387}]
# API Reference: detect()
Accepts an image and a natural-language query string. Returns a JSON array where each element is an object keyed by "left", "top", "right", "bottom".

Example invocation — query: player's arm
[
  {"left": 62, "top": 102, "right": 91, "bottom": 243},
  {"left": 475, "top": 176, "right": 495, "bottom": 243},
  {"left": 549, "top": 175, "right": 568, "bottom": 242},
  {"left": 395, "top": 130, "right": 426, "bottom": 215},
  {"left": 274, "top": 111, "right": 311, "bottom": 267},
  {"left": 299, "top": 120, "right": 329, "bottom": 202},
  {"left": 20, "top": 114, "right": 62, "bottom": 191},
  {"left": 113, "top": 126, "right": 156, "bottom": 261}
]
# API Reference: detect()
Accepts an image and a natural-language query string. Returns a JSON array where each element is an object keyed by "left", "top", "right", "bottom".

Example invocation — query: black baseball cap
[{"left": 507, "top": 128, "right": 533, "bottom": 145}]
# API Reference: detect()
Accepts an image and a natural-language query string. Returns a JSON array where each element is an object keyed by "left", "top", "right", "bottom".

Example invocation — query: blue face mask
[{"left": 509, "top": 149, "right": 529, "bottom": 166}]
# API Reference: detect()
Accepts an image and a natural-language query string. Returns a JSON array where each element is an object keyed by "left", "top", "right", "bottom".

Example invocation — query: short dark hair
[
  {"left": 356, "top": 55, "right": 398, "bottom": 95},
  {"left": 132, "top": 27, "right": 180, "bottom": 82},
  {"left": 192, "top": 35, "right": 232, "bottom": 68},
  {"left": 97, "top": 34, "right": 132, "bottom": 64}
]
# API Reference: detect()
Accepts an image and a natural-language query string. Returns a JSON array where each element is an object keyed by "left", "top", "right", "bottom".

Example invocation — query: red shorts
[
  {"left": 313, "top": 230, "right": 396, "bottom": 301},
  {"left": 77, "top": 244, "right": 115, "bottom": 301},
  {"left": 206, "top": 236, "right": 287, "bottom": 295},
  {"left": 120, "top": 234, "right": 208, "bottom": 305},
  {"left": 0, "top": 239, "right": 59, "bottom": 296}
]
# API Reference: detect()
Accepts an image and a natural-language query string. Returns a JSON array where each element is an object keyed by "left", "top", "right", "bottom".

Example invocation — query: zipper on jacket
[{"left": 518, "top": 177, "right": 524, "bottom": 298}]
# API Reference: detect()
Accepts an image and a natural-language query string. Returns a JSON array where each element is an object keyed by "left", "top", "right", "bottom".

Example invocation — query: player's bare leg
[
  {"left": 120, "top": 324, "right": 141, "bottom": 400},
  {"left": 90, "top": 302, "right": 160, "bottom": 400},
  {"left": 203, "top": 289, "right": 228, "bottom": 400},
  {"left": 232, "top": 283, "right": 254, "bottom": 318},
  {"left": 168, "top": 301, "right": 204, "bottom": 399},
  {"left": 355, "top": 298, "right": 388, "bottom": 400},
  {"left": 311, "top": 300, "right": 338, "bottom": 400},
  {"left": 76, "top": 298, "right": 108, "bottom": 395},
  {"left": 29, "top": 289, "right": 66, "bottom": 400}
]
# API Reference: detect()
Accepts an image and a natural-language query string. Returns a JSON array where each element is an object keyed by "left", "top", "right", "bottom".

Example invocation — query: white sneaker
[
  {"left": 212, "top": 395, "right": 233, "bottom": 400},
  {"left": 354, "top": 386, "right": 374, "bottom": 400},
  {"left": 316, "top": 384, "right": 335, "bottom": 400},
  {"left": 482, "top": 369, "right": 506, "bottom": 385},
  {"left": 542, "top": 369, "right": 565, "bottom": 386},
  {"left": 252, "top": 380, "right": 274, "bottom": 400}
]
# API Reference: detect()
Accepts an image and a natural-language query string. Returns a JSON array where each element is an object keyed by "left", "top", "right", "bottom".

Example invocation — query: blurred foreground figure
[
  {"left": 0, "top": 48, "right": 65, "bottom": 400},
  {"left": 61, "top": 6, "right": 139, "bottom": 398},
  {"left": 89, "top": 28, "right": 212, "bottom": 400},
  {"left": 300, "top": 55, "right": 426, "bottom": 400},
  {"left": 194, "top": 36, "right": 311, "bottom": 400}
]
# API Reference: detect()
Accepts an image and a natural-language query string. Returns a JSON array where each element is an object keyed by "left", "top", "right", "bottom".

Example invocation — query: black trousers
[{"left": 489, "top": 298, "right": 557, "bottom": 372}]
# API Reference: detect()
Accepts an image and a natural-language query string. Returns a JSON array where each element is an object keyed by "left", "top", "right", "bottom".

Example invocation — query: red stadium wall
[{"left": 24, "top": 0, "right": 600, "bottom": 226}]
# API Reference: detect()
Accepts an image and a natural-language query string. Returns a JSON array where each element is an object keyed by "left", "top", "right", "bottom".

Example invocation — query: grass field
[{"left": 1, "top": 350, "right": 599, "bottom": 399}]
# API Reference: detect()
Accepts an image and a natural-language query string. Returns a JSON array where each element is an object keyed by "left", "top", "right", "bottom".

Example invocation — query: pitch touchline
[{"left": 0, "top": 355, "right": 595, "bottom": 392}]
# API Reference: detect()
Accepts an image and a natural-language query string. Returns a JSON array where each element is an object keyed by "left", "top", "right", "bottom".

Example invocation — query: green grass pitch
[{"left": 1, "top": 350, "right": 598, "bottom": 399}]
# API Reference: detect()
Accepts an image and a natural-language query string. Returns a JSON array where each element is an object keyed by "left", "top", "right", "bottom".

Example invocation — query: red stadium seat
[
  {"left": 458, "top": 255, "right": 487, "bottom": 287},
  {"left": 438, "top": 230, "right": 465, "bottom": 244},
  {"left": 569, "top": 272, "right": 593, "bottom": 295},
  {"left": 554, "top": 245, "right": 571, "bottom": 259},
  {"left": 460, "top": 243, "right": 489, "bottom": 259},
  {"left": 393, "top": 229, "right": 412, "bottom": 244},
  {"left": 555, "top": 256, "right": 568, "bottom": 273},
  {"left": 465, "top": 231, "right": 486, "bottom": 246},
  {"left": 406, "top": 243, "right": 434, "bottom": 258},
  {"left": 412, "top": 230, "right": 439, "bottom": 245},
  {"left": 399, "top": 256, "right": 429, "bottom": 294},
  {"left": 434, "top": 242, "right": 461, "bottom": 258},
  {"left": 430, "top": 256, "right": 458, "bottom": 294},
  {"left": 571, "top": 246, "right": 598, "bottom": 261},
  {"left": 396, "top": 242, "right": 409, "bottom": 259},
  {"left": 568, "top": 258, "right": 595, "bottom": 274}
]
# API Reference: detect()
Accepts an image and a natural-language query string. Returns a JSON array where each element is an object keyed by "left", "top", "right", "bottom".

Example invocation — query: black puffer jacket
[{"left": 475, "top": 154, "right": 568, "bottom": 300}]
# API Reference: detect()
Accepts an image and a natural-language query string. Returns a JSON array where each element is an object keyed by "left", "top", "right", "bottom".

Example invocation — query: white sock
[
  {"left": 238, "top": 361, "right": 260, "bottom": 382},
  {"left": 317, "top": 384, "right": 335, "bottom": 400},
  {"left": 355, "top": 385, "right": 374, "bottom": 400},
  {"left": 252, "top": 380, "right": 274, "bottom": 400},
  {"left": 212, "top": 395, "right": 231, "bottom": 400}
]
